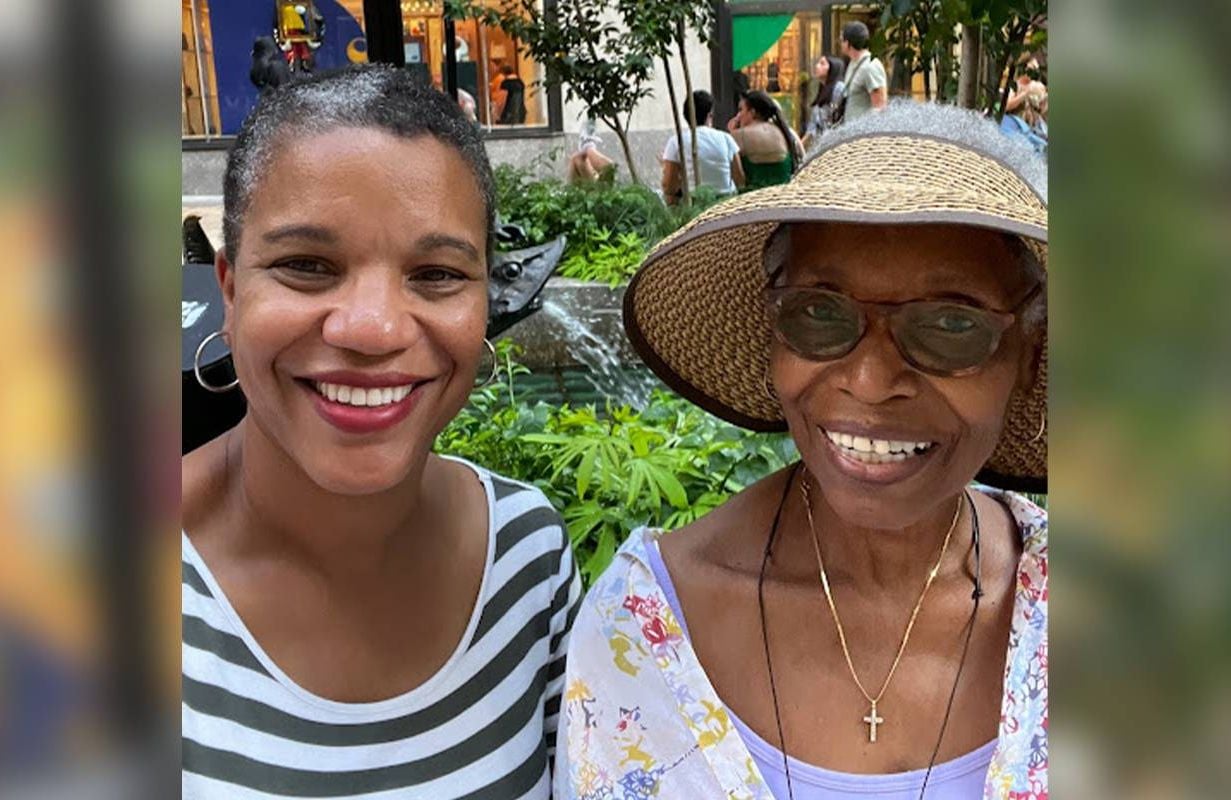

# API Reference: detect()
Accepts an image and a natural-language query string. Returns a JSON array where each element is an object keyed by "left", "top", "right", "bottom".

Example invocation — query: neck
[
  {"left": 803, "top": 482, "right": 969, "bottom": 596},
  {"left": 226, "top": 418, "right": 439, "bottom": 577}
]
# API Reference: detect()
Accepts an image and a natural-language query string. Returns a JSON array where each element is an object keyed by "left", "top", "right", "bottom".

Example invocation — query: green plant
[
  {"left": 557, "top": 229, "right": 646, "bottom": 286},
  {"left": 494, "top": 162, "right": 727, "bottom": 281},
  {"left": 436, "top": 343, "right": 795, "bottom": 584}
]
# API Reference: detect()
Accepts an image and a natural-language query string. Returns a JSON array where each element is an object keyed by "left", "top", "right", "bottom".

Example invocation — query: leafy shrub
[
  {"left": 437, "top": 342, "right": 795, "bottom": 584},
  {"left": 493, "top": 163, "right": 728, "bottom": 283},
  {"left": 557, "top": 229, "right": 646, "bottom": 286}
]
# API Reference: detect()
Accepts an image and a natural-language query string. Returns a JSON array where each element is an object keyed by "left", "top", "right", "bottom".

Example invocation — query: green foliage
[
  {"left": 437, "top": 343, "right": 795, "bottom": 585},
  {"left": 558, "top": 229, "right": 647, "bottom": 286},
  {"left": 870, "top": 0, "right": 1046, "bottom": 109},
  {"left": 493, "top": 163, "right": 726, "bottom": 284}
]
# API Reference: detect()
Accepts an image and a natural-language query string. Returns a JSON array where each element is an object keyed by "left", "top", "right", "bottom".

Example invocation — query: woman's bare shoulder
[
  {"left": 182, "top": 433, "right": 231, "bottom": 534},
  {"left": 659, "top": 464, "right": 796, "bottom": 570}
]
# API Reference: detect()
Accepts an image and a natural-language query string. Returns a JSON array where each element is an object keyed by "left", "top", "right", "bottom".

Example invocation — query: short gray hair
[{"left": 222, "top": 65, "right": 494, "bottom": 264}]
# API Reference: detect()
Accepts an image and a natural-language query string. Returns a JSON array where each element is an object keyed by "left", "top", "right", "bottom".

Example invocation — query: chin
[{"left": 302, "top": 449, "right": 419, "bottom": 496}]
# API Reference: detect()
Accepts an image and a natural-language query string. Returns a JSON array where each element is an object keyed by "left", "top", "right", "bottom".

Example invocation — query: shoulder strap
[{"left": 843, "top": 53, "right": 869, "bottom": 96}]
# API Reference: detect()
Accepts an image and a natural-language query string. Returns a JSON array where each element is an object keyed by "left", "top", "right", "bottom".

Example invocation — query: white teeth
[
  {"left": 313, "top": 381, "right": 416, "bottom": 407},
  {"left": 821, "top": 428, "right": 935, "bottom": 462}
]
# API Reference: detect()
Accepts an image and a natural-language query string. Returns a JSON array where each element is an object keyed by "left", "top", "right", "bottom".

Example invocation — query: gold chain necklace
[{"left": 800, "top": 478, "right": 964, "bottom": 743}]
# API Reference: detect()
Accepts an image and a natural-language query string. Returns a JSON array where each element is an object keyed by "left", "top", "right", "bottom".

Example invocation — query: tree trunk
[
  {"left": 661, "top": 54, "right": 690, "bottom": 206},
  {"left": 958, "top": 23, "right": 981, "bottom": 109},
  {"left": 604, "top": 116, "right": 642, "bottom": 186},
  {"left": 995, "top": 19, "right": 1031, "bottom": 119},
  {"left": 676, "top": 23, "right": 700, "bottom": 191}
]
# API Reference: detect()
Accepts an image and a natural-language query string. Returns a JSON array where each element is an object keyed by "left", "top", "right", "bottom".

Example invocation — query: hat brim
[{"left": 624, "top": 134, "right": 1047, "bottom": 492}]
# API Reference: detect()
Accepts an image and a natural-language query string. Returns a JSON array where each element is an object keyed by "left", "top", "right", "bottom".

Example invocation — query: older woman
[
  {"left": 181, "top": 66, "right": 579, "bottom": 798},
  {"left": 557, "top": 103, "right": 1047, "bottom": 799}
]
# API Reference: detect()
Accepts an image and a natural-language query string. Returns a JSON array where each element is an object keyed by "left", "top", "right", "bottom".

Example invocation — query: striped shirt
[{"left": 182, "top": 458, "right": 582, "bottom": 799}]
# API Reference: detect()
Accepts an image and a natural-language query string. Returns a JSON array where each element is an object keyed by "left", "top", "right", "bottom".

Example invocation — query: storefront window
[
  {"left": 181, "top": 0, "right": 552, "bottom": 141},
  {"left": 452, "top": 2, "right": 549, "bottom": 130},
  {"left": 182, "top": 0, "right": 221, "bottom": 137}
]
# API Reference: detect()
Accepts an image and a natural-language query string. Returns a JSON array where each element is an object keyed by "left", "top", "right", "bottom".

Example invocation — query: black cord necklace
[{"left": 756, "top": 464, "right": 984, "bottom": 800}]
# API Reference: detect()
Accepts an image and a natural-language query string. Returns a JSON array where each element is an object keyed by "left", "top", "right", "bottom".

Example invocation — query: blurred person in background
[
  {"left": 557, "top": 104, "right": 1048, "bottom": 799},
  {"left": 495, "top": 64, "right": 526, "bottom": 125},
  {"left": 567, "top": 114, "right": 616, "bottom": 183},
  {"left": 661, "top": 90, "right": 744, "bottom": 204},
  {"left": 1005, "top": 57, "right": 1048, "bottom": 127},
  {"left": 1001, "top": 58, "right": 1048, "bottom": 156},
  {"left": 803, "top": 56, "right": 846, "bottom": 148},
  {"left": 181, "top": 66, "right": 579, "bottom": 798},
  {"left": 728, "top": 90, "right": 805, "bottom": 191},
  {"left": 837, "top": 21, "right": 887, "bottom": 123}
]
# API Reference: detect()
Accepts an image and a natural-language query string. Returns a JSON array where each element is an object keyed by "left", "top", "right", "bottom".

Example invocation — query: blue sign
[{"left": 210, "top": 0, "right": 367, "bottom": 135}]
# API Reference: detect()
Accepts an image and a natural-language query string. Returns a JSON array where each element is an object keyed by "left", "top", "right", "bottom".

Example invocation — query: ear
[
  {"left": 1016, "top": 327, "right": 1045, "bottom": 392},
  {"left": 215, "top": 250, "right": 236, "bottom": 335}
]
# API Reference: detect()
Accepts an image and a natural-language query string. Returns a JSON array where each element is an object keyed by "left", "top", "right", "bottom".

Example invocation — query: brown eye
[{"left": 274, "top": 258, "right": 332, "bottom": 277}]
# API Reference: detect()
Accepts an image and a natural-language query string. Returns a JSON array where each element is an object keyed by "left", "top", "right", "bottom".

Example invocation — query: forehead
[
  {"left": 782, "top": 222, "right": 1032, "bottom": 305},
  {"left": 243, "top": 127, "right": 486, "bottom": 247}
]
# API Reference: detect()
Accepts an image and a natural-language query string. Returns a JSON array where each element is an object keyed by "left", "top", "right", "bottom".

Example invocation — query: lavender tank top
[{"left": 645, "top": 538, "right": 995, "bottom": 800}]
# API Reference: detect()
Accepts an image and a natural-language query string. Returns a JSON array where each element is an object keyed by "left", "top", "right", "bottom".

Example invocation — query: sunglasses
[{"left": 765, "top": 284, "right": 1042, "bottom": 376}]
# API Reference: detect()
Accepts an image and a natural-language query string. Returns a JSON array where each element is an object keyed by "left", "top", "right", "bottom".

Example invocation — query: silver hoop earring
[
  {"left": 476, "top": 338, "right": 498, "bottom": 387},
  {"left": 1028, "top": 411, "right": 1046, "bottom": 443},
  {"left": 193, "top": 330, "right": 240, "bottom": 393}
]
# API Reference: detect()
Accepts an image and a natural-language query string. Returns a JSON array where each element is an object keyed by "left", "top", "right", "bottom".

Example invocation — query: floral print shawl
[{"left": 554, "top": 489, "right": 1047, "bottom": 800}]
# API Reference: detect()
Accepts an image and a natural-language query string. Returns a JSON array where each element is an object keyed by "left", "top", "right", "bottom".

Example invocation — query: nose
[
  {"left": 321, "top": 270, "right": 420, "bottom": 356},
  {"left": 830, "top": 317, "right": 918, "bottom": 405}
]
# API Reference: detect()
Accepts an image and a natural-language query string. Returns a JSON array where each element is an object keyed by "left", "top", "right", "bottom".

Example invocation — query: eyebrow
[
  {"left": 416, "top": 233, "right": 481, "bottom": 262},
  {"left": 262, "top": 224, "right": 338, "bottom": 245}
]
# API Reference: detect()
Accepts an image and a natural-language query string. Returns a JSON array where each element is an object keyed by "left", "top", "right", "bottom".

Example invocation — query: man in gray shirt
[{"left": 839, "top": 21, "right": 887, "bottom": 122}]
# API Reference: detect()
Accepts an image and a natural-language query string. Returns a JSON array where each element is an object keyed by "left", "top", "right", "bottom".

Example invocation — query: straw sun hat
[{"left": 624, "top": 104, "right": 1048, "bottom": 492}]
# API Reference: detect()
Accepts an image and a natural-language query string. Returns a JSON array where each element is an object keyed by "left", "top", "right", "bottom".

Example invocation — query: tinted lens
[
  {"left": 894, "top": 302, "right": 1003, "bottom": 373},
  {"left": 774, "top": 290, "right": 863, "bottom": 358}
]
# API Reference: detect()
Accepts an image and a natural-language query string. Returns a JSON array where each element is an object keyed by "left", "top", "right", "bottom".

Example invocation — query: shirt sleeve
[
  {"left": 724, "top": 131, "right": 741, "bottom": 157},
  {"left": 662, "top": 133, "right": 681, "bottom": 163},
  {"left": 868, "top": 58, "right": 888, "bottom": 91},
  {"left": 544, "top": 512, "right": 583, "bottom": 764}
]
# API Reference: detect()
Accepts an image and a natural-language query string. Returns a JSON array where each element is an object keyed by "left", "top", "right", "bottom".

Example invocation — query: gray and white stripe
[{"left": 182, "top": 461, "right": 581, "bottom": 799}]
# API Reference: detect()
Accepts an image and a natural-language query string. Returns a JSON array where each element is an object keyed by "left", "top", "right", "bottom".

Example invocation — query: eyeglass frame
[{"left": 763, "top": 282, "right": 1044, "bottom": 377}]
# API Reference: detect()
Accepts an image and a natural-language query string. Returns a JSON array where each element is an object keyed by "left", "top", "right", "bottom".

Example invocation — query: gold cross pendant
[{"left": 863, "top": 702, "right": 884, "bottom": 743}]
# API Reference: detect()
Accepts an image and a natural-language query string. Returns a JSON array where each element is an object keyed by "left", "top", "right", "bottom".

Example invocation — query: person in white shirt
[{"left": 661, "top": 90, "right": 744, "bottom": 203}]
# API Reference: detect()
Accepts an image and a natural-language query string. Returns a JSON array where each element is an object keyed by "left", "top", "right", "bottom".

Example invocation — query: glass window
[
  {"left": 180, "top": 0, "right": 553, "bottom": 140},
  {"left": 182, "top": 0, "right": 221, "bottom": 137},
  {"left": 453, "top": 2, "right": 548, "bottom": 130}
]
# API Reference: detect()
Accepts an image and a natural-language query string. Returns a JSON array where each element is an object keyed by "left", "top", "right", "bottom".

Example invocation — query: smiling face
[
  {"left": 770, "top": 222, "right": 1040, "bottom": 529},
  {"left": 217, "top": 127, "right": 489, "bottom": 495}
]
